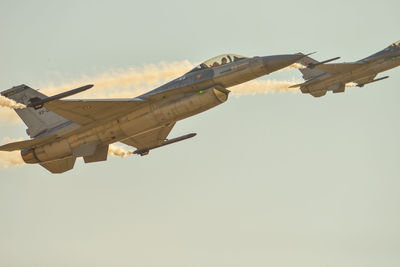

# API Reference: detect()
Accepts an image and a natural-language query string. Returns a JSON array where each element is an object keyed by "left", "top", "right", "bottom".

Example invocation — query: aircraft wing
[
  {"left": 353, "top": 74, "right": 377, "bottom": 86},
  {"left": 315, "top": 63, "right": 365, "bottom": 75},
  {"left": 44, "top": 98, "right": 147, "bottom": 126},
  {"left": 120, "top": 123, "right": 175, "bottom": 150}
]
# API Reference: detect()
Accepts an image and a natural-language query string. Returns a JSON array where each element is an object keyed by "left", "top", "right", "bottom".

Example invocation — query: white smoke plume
[
  {"left": 345, "top": 83, "right": 357, "bottom": 88},
  {"left": 0, "top": 137, "right": 25, "bottom": 168},
  {"left": 231, "top": 80, "right": 300, "bottom": 96},
  {"left": 108, "top": 144, "right": 133, "bottom": 158},
  {"left": 0, "top": 151, "right": 25, "bottom": 168},
  {"left": 40, "top": 60, "right": 195, "bottom": 98},
  {"left": 0, "top": 108, "right": 20, "bottom": 123},
  {"left": 278, "top": 63, "right": 306, "bottom": 72},
  {"left": 0, "top": 95, "right": 26, "bottom": 109}
]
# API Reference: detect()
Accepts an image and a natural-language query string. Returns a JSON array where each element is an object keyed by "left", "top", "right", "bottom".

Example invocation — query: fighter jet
[
  {"left": 291, "top": 41, "right": 400, "bottom": 97},
  {"left": 0, "top": 53, "right": 305, "bottom": 173}
]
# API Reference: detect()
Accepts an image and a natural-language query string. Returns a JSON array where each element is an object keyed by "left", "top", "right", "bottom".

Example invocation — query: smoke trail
[
  {"left": 278, "top": 63, "right": 306, "bottom": 72},
  {"left": 0, "top": 137, "right": 25, "bottom": 168},
  {"left": 345, "top": 83, "right": 357, "bottom": 88},
  {"left": 0, "top": 108, "right": 20, "bottom": 123},
  {"left": 291, "top": 63, "right": 306, "bottom": 70},
  {"left": 231, "top": 80, "right": 300, "bottom": 96},
  {"left": 108, "top": 144, "right": 133, "bottom": 158},
  {"left": 0, "top": 151, "right": 25, "bottom": 168},
  {"left": 40, "top": 60, "right": 195, "bottom": 98},
  {"left": 0, "top": 95, "right": 26, "bottom": 109}
]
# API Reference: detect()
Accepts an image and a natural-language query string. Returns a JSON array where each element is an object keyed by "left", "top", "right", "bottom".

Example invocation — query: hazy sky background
[{"left": 1, "top": 0, "right": 399, "bottom": 266}]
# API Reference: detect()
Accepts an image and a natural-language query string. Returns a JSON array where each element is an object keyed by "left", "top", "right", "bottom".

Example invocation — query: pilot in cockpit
[
  {"left": 390, "top": 41, "right": 400, "bottom": 48},
  {"left": 221, "top": 57, "right": 228, "bottom": 65}
]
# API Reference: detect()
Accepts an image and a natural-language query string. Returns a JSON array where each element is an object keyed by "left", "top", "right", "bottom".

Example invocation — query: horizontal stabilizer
[
  {"left": 297, "top": 56, "right": 325, "bottom": 80},
  {"left": 0, "top": 135, "right": 57, "bottom": 151}
]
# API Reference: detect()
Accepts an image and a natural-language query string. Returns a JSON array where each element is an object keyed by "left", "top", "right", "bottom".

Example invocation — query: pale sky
[{"left": 0, "top": 0, "right": 399, "bottom": 266}]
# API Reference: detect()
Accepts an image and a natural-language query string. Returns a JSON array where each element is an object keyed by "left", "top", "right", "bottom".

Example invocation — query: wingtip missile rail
[
  {"left": 27, "top": 84, "right": 94, "bottom": 109},
  {"left": 133, "top": 133, "right": 197, "bottom": 156},
  {"left": 357, "top": 76, "right": 389, "bottom": 87},
  {"left": 307, "top": 57, "right": 341, "bottom": 69},
  {"left": 305, "top": 52, "right": 317, "bottom": 57}
]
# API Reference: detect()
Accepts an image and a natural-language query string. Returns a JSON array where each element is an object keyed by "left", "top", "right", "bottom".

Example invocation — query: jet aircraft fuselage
[
  {"left": 293, "top": 41, "right": 400, "bottom": 97},
  {"left": 1, "top": 53, "right": 304, "bottom": 173}
]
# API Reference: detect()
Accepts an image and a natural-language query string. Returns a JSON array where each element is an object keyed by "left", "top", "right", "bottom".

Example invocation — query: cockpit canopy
[
  {"left": 385, "top": 41, "right": 400, "bottom": 50},
  {"left": 187, "top": 54, "right": 248, "bottom": 74}
]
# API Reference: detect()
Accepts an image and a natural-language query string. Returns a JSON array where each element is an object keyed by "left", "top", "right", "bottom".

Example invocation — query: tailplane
[
  {"left": 1, "top": 84, "right": 69, "bottom": 137},
  {"left": 297, "top": 56, "right": 326, "bottom": 80}
]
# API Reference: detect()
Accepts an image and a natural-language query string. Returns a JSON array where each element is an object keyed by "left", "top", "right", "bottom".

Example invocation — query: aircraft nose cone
[{"left": 262, "top": 53, "right": 305, "bottom": 73}]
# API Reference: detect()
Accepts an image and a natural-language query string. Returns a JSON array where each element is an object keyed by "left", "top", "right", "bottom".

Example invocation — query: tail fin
[
  {"left": 297, "top": 56, "right": 326, "bottom": 80},
  {"left": 1, "top": 84, "right": 69, "bottom": 137}
]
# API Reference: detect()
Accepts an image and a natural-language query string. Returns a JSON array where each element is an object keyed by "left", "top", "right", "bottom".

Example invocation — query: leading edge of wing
[{"left": 120, "top": 123, "right": 176, "bottom": 150}]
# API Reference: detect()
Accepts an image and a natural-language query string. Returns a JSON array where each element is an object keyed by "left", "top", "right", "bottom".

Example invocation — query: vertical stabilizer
[
  {"left": 1, "top": 84, "right": 69, "bottom": 137},
  {"left": 297, "top": 56, "right": 326, "bottom": 80}
]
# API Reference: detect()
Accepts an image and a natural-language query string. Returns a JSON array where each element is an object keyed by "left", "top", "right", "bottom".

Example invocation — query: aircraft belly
[
  {"left": 307, "top": 72, "right": 355, "bottom": 92},
  {"left": 24, "top": 88, "right": 229, "bottom": 164}
]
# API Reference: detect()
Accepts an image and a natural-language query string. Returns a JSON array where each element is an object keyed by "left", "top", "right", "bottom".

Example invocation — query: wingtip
[
  {"left": 306, "top": 52, "right": 317, "bottom": 56},
  {"left": 296, "top": 52, "right": 316, "bottom": 56}
]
